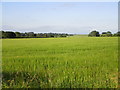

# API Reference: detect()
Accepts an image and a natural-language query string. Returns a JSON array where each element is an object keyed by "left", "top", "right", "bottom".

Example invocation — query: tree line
[
  {"left": 88, "top": 31, "right": 120, "bottom": 37},
  {"left": 0, "top": 30, "right": 119, "bottom": 38},
  {"left": 0, "top": 31, "right": 74, "bottom": 38}
]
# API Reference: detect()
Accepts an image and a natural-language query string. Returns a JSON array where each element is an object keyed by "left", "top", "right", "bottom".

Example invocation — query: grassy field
[{"left": 2, "top": 36, "right": 118, "bottom": 88}]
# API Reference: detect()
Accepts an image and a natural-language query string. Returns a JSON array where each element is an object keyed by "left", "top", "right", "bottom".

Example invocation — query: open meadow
[{"left": 2, "top": 36, "right": 118, "bottom": 88}]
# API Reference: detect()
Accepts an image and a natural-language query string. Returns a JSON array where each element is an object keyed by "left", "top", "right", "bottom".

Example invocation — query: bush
[{"left": 88, "top": 30, "right": 100, "bottom": 37}]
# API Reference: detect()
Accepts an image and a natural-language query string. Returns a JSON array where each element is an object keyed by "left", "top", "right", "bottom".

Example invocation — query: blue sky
[{"left": 2, "top": 2, "right": 118, "bottom": 34}]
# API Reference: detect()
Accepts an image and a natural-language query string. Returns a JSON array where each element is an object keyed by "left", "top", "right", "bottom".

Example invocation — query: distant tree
[
  {"left": 101, "top": 32, "right": 107, "bottom": 37},
  {"left": 3, "top": 31, "right": 16, "bottom": 38},
  {"left": 101, "top": 34, "right": 106, "bottom": 37},
  {"left": 117, "top": 31, "right": 120, "bottom": 36},
  {"left": 1, "top": 30, "right": 71, "bottom": 38},
  {"left": 34, "top": 34, "right": 37, "bottom": 38},
  {"left": 88, "top": 30, "right": 100, "bottom": 37},
  {"left": 102, "top": 32, "right": 107, "bottom": 34},
  {"left": 21, "top": 33, "right": 26, "bottom": 38},
  {"left": 101, "top": 31, "right": 112, "bottom": 37},
  {"left": 43, "top": 34, "right": 47, "bottom": 38},
  {"left": 15, "top": 32, "right": 21, "bottom": 38},
  {"left": 106, "top": 31, "right": 112, "bottom": 37},
  {"left": 60, "top": 33, "right": 67, "bottom": 37},
  {"left": 36, "top": 33, "right": 41, "bottom": 38},
  {"left": 25, "top": 32, "right": 29, "bottom": 38},
  {"left": 0, "top": 31, "right": 4, "bottom": 38},
  {"left": 49, "top": 33, "right": 54, "bottom": 37},
  {"left": 113, "top": 31, "right": 120, "bottom": 36},
  {"left": 28, "top": 32, "right": 34, "bottom": 38},
  {"left": 39, "top": 33, "right": 44, "bottom": 38},
  {"left": 0, "top": 31, "right": 2, "bottom": 38}
]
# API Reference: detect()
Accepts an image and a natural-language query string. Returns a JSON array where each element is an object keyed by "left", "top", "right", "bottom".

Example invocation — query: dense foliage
[
  {"left": 1, "top": 31, "right": 73, "bottom": 38},
  {"left": 1, "top": 30, "right": 119, "bottom": 38},
  {"left": 88, "top": 30, "right": 120, "bottom": 37},
  {"left": 88, "top": 31, "right": 100, "bottom": 37}
]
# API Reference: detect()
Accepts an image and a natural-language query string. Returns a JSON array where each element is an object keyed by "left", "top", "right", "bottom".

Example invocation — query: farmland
[{"left": 2, "top": 36, "right": 118, "bottom": 88}]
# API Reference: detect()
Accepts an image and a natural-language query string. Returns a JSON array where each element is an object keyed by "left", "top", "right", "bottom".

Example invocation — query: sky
[{"left": 2, "top": 2, "right": 118, "bottom": 34}]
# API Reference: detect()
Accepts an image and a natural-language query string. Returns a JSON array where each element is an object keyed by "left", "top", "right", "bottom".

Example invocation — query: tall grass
[{"left": 2, "top": 37, "right": 118, "bottom": 88}]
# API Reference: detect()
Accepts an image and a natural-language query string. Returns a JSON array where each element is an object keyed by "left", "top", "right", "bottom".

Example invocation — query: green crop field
[{"left": 2, "top": 36, "right": 118, "bottom": 88}]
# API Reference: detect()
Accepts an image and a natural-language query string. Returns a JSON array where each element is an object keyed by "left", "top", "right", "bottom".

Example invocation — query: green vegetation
[
  {"left": 88, "top": 31, "right": 100, "bottom": 37},
  {"left": 2, "top": 36, "right": 118, "bottom": 88},
  {"left": 101, "top": 31, "right": 112, "bottom": 37},
  {"left": 1, "top": 31, "right": 73, "bottom": 38},
  {"left": 88, "top": 30, "right": 120, "bottom": 37},
  {"left": 1, "top": 30, "right": 120, "bottom": 39}
]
